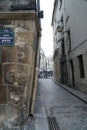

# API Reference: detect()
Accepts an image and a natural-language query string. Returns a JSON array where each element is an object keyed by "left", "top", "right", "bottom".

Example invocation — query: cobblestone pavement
[
  {"left": 23, "top": 79, "right": 49, "bottom": 130},
  {"left": 39, "top": 79, "right": 87, "bottom": 130}
]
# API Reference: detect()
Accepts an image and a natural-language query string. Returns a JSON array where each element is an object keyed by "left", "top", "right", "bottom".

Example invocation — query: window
[
  {"left": 78, "top": 55, "right": 85, "bottom": 78},
  {"left": 70, "top": 60, "right": 75, "bottom": 86},
  {"left": 61, "top": 43, "right": 65, "bottom": 55},
  {"left": 67, "top": 29, "right": 71, "bottom": 50},
  {"left": 61, "top": 38, "right": 65, "bottom": 55}
]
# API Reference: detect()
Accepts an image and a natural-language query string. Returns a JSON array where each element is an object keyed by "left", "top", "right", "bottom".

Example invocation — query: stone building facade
[
  {"left": 39, "top": 48, "right": 46, "bottom": 73},
  {"left": 46, "top": 56, "right": 53, "bottom": 77},
  {"left": 39, "top": 48, "right": 46, "bottom": 78},
  {"left": 52, "top": 0, "right": 87, "bottom": 94},
  {"left": 0, "top": 0, "right": 36, "bottom": 11},
  {"left": 39, "top": 50, "right": 53, "bottom": 78},
  {"left": 0, "top": 0, "right": 42, "bottom": 129}
]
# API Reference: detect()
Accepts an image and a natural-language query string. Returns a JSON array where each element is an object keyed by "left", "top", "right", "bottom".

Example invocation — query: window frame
[{"left": 78, "top": 55, "right": 85, "bottom": 78}]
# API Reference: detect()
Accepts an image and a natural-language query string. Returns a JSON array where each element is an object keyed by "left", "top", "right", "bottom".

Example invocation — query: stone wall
[
  {"left": 53, "top": 51, "right": 61, "bottom": 83},
  {"left": 64, "top": 0, "right": 87, "bottom": 93},
  {"left": 0, "top": 20, "right": 37, "bottom": 129},
  {"left": 0, "top": 0, "right": 36, "bottom": 12}
]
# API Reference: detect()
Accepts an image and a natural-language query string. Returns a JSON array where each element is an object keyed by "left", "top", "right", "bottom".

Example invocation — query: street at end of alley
[{"left": 24, "top": 79, "right": 87, "bottom": 130}]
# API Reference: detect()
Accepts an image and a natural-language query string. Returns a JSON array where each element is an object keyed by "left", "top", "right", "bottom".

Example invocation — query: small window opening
[{"left": 78, "top": 55, "right": 85, "bottom": 78}]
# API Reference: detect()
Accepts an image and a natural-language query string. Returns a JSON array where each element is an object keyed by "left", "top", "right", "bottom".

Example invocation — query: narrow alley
[
  {"left": 0, "top": 0, "right": 87, "bottom": 130},
  {"left": 24, "top": 79, "right": 87, "bottom": 130}
]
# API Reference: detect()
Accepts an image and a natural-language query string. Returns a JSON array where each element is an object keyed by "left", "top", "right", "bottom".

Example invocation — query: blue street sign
[{"left": 0, "top": 28, "right": 15, "bottom": 46}]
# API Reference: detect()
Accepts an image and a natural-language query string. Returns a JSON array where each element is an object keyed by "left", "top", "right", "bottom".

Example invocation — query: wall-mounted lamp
[
  {"left": 38, "top": 11, "right": 44, "bottom": 18},
  {"left": 57, "top": 20, "right": 64, "bottom": 33}
]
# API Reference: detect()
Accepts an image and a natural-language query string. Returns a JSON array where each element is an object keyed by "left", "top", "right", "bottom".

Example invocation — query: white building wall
[
  {"left": 52, "top": 0, "right": 87, "bottom": 93},
  {"left": 64, "top": 0, "right": 87, "bottom": 93},
  {"left": 65, "top": 0, "right": 87, "bottom": 54}
]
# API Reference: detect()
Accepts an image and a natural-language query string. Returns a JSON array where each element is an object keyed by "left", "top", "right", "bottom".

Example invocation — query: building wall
[
  {"left": 46, "top": 57, "right": 53, "bottom": 71},
  {"left": 52, "top": 0, "right": 87, "bottom": 93},
  {"left": 69, "top": 52, "right": 87, "bottom": 93},
  {"left": 52, "top": 0, "right": 68, "bottom": 84},
  {"left": 0, "top": 18, "right": 38, "bottom": 128},
  {"left": 39, "top": 48, "right": 46, "bottom": 72},
  {"left": 64, "top": 0, "right": 87, "bottom": 93},
  {"left": 65, "top": 0, "right": 87, "bottom": 51},
  {"left": 0, "top": 0, "right": 36, "bottom": 11},
  {"left": 53, "top": 51, "right": 61, "bottom": 82},
  {"left": 52, "top": 0, "right": 61, "bottom": 81}
]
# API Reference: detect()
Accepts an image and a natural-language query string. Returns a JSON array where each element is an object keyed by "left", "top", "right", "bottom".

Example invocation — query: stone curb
[{"left": 52, "top": 79, "right": 87, "bottom": 104}]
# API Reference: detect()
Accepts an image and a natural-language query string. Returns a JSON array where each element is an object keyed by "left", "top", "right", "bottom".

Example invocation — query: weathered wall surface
[
  {"left": 53, "top": 51, "right": 61, "bottom": 83},
  {"left": 71, "top": 53, "right": 87, "bottom": 94},
  {"left": 64, "top": 0, "right": 87, "bottom": 93},
  {"left": 52, "top": 0, "right": 87, "bottom": 93},
  {"left": 65, "top": 0, "right": 87, "bottom": 51},
  {"left": 0, "top": 0, "right": 36, "bottom": 11},
  {"left": 0, "top": 20, "right": 37, "bottom": 129}
]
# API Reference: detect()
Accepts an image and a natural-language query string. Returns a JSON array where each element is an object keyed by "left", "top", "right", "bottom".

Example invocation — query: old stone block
[
  {"left": 2, "top": 45, "right": 33, "bottom": 64},
  {"left": 0, "top": 0, "right": 36, "bottom": 12},
  {"left": 15, "top": 29, "right": 34, "bottom": 46},
  {"left": 0, "top": 64, "right": 2, "bottom": 83},
  {"left": 2, "top": 47, "right": 9, "bottom": 63},
  {"left": 8, "top": 87, "right": 24, "bottom": 105},
  {"left": 0, "top": 85, "right": 7, "bottom": 104},
  {"left": 5, "top": 104, "right": 19, "bottom": 123},
  {"left": 3, "top": 63, "right": 31, "bottom": 86},
  {"left": 0, "top": 105, "right": 5, "bottom": 124}
]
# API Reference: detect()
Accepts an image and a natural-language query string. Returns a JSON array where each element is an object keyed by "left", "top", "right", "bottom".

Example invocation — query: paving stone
[{"left": 39, "top": 79, "right": 87, "bottom": 130}]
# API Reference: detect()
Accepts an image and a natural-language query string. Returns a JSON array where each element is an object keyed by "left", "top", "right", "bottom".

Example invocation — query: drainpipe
[
  {"left": 29, "top": 31, "right": 41, "bottom": 116},
  {"left": 29, "top": 0, "right": 42, "bottom": 116}
]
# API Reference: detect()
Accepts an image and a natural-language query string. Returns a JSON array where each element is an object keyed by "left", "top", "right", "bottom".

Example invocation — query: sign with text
[{"left": 0, "top": 28, "right": 14, "bottom": 46}]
